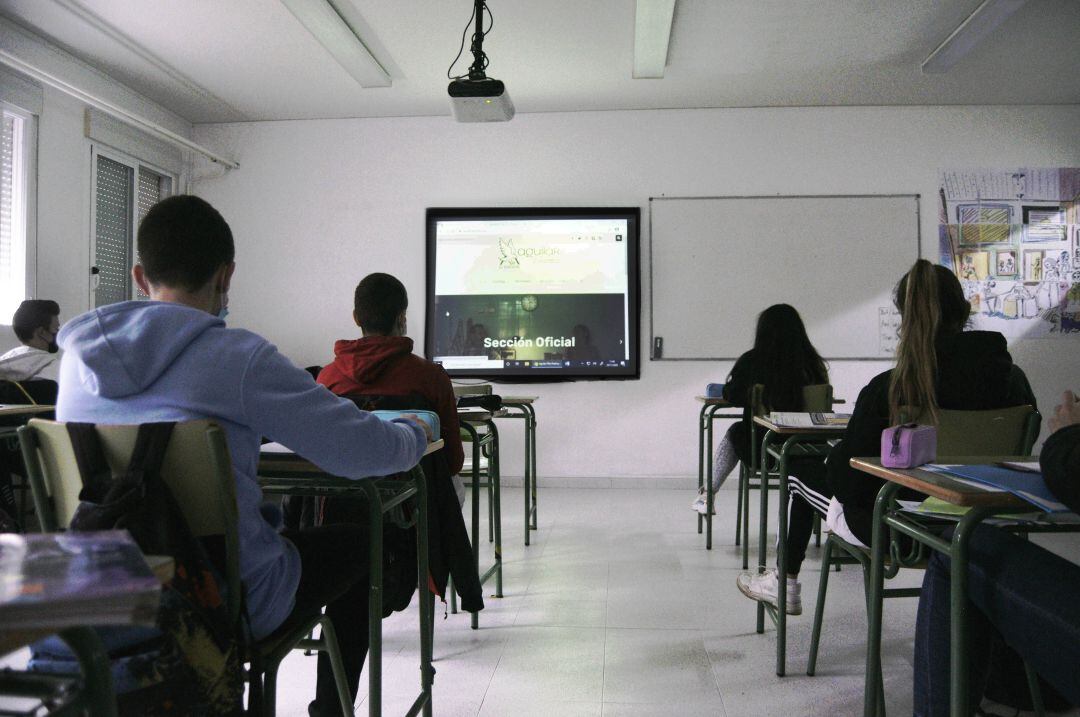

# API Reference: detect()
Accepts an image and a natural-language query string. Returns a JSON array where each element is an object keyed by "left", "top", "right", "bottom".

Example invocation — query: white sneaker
[
  {"left": 690, "top": 489, "right": 715, "bottom": 515},
  {"left": 736, "top": 569, "right": 802, "bottom": 615}
]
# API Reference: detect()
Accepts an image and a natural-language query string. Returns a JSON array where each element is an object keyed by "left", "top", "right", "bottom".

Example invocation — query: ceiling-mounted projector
[
  {"left": 446, "top": 0, "right": 514, "bottom": 122},
  {"left": 448, "top": 78, "right": 514, "bottom": 122}
]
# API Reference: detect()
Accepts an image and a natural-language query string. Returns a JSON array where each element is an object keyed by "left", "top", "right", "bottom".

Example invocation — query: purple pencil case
[{"left": 881, "top": 424, "right": 937, "bottom": 468}]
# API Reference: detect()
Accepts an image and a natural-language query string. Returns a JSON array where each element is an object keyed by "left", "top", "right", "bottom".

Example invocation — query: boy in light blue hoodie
[{"left": 56, "top": 195, "right": 428, "bottom": 716}]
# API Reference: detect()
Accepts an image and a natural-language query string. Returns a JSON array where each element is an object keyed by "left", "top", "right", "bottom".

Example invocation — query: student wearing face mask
[
  {"left": 55, "top": 195, "right": 431, "bottom": 715},
  {"left": 0, "top": 299, "right": 62, "bottom": 382}
]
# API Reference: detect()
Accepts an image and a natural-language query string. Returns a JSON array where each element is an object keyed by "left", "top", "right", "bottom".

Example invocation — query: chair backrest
[
  {"left": 750, "top": 383, "right": 833, "bottom": 415},
  {"left": 19, "top": 418, "right": 243, "bottom": 621},
  {"left": 802, "top": 384, "right": 834, "bottom": 412},
  {"left": 900, "top": 405, "right": 1040, "bottom": 456}
]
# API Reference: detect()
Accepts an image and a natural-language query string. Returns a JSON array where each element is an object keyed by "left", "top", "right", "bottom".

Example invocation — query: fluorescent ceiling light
[
  {"left": 921, "top": 0, "right": 1027, "bottom": 74},
  {"left": 279, "top": 0, "right": 390, "bottom": 87},
  {"left": 633, "top": 0, "right": 676, "bottom": 79}
]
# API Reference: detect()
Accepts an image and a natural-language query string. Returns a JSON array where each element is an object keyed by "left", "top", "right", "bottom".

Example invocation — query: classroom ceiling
[{"left": 1, "top": 0, "right": 1079, "bottom": 124}]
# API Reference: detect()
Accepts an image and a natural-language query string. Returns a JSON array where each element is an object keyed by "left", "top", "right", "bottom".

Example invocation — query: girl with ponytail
[
  {"left": 738, "top": 259, "right": 1035, "bottom": 617},
  {"left": 824, "top": 258, "right": 1035, "bottom": 548}
]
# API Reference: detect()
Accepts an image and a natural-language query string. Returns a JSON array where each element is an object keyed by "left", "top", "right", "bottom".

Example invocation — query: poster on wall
[{"left": 939, "top": 168, "right": 1080, "bottom": 338}]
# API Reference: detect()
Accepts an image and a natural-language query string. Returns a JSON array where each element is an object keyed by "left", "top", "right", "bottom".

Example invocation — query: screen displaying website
[{"left": 429, "top": 215, "right": 635, "bottom": 375}]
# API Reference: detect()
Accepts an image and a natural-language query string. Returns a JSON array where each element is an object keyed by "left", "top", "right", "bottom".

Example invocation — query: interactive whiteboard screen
[
  {"left": 649, "top": 195, "right": 920, "bottom": 360},
  {"left": 426, "top": 208, "right": 640, "bottom": 380}
]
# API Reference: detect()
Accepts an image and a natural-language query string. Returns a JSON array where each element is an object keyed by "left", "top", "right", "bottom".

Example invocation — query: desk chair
[
  {"left": 733, "top": 383, "right": 831, "bottom": 569},
  {"left": 806, "top": 406, "right": 1041, "bottom": 706},
  {"left": 19, "top": 418, "right": 354, "bottom": 716}
]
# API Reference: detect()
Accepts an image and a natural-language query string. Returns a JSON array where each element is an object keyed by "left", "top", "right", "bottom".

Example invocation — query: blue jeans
[{"left": 913, "top": 524, "right": 1080, "bottom": 716}]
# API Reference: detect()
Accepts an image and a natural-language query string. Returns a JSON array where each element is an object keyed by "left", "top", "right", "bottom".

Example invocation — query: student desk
[
  {"left": 498, "top": 396, "right": 539, "bottom": 546},
  {"left": 0, "top": 404, "right": 55, "bottom": 418},
  {"left": 752, "top": 415, "right": 846, "bottom": 677},
  {"left": 257, "top": 440, "right": 442, "bottom": 717},
  {"left": 852, "top": 457, "right": 1080, "bottom": 717},
  {"left": 694, "top": 397, "right": 743, "bottom": 550},
  {"left": 0, "top": 404, "right": 55, "bottom": 434},
  {"left": 451, "top": 409, "right": 504, "bottom": 629}
]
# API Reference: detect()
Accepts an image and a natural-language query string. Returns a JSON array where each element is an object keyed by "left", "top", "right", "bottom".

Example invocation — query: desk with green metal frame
[
  {"left": 753, "top": 415, "right": 847, "bottom": 677},
  {"left": 450, "top": 409, "right": 504, "bottom": 630},
  {"left": 257, "top": 439, "right": 442, "bottom": 717},
  {"left": 854, "top": 457, "right": 1080, "bottom": 717},
  {"left": 694, "top": 396, "right": 742, "bottom": 551},
  {"left": 498, "top": 396, "right": 539, "bottom": 546}
]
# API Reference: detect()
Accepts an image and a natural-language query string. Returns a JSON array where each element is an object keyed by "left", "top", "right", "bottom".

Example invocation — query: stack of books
[{"left": 0, "top": 530, "right": 161, "bottom": 630}]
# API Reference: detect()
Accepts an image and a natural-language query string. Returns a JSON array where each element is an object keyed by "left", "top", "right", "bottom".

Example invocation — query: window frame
[
  {"left": 0, "top": 100, "right": 39, "bottom": 325},
  {"left": 87, "top": 143, "right": 177, "bottom": 306}
]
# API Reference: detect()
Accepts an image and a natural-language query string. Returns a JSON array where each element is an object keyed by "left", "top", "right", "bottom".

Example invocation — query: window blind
[
  {"left": 93, "top": 154, "right": 133, "bottom": 307},
  {"left": 133, "top": 168, "right": 167, "bottom": 300},
  {"left": 0, "top": 111, "right": 24, "bottom": 323}
]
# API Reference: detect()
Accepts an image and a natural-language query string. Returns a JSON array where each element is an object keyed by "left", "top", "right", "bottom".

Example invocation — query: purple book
[{"left": 0, "top": 530, "right": 161, "bottom": 630}]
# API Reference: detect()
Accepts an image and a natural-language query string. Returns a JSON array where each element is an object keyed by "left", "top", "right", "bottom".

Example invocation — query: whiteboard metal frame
[{"left": 647, "top": 193, "right": 922, "bottom": 362}]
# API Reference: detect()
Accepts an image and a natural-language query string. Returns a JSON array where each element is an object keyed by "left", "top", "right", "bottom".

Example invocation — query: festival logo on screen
[
  {"left": 497, "top": 237, "right": 562, "bottom": 269},
  {"left": 498, "top": 238, "right": 520, "bottom": 268}
]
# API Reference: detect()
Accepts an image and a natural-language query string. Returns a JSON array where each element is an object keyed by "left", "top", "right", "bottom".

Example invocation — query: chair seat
[{"left": 254, "top": 609, "right": 323, "bottom": 663}]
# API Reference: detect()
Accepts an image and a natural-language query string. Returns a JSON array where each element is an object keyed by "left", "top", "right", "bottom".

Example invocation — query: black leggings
[
  {"left": 783, "top": 460, "right": 832, "bottom": 576},
  {"left": 282, "top": 525, "right": 371, "bottom": 716}
]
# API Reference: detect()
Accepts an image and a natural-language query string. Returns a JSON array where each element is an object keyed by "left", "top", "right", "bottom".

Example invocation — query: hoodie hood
[
  {"left": 331, "top": 336, "right": 414, "bottom": 385},
  {"left": 58, "top": 301, "right": 223, "bottom": 398}
]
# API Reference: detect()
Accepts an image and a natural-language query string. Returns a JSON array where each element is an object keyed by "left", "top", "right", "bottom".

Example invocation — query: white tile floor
[
  {"left": 5, "top": 484, "right": 1073, "bottom": 715},
  {"left": 273, "top": 486, "right": 932, "bottom": 717}
]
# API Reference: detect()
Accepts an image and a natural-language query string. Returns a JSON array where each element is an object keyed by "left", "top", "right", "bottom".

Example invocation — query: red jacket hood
[{"left": 331, "top": 336, "right": 414, "bottom": 385}]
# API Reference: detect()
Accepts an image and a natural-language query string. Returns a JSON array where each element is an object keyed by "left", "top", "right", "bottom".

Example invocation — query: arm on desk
[
  {"left": 1042, "top": 424, "right": 1080, "bottom": 514},
  {"left": 242, "top": 343, "right": 427, "bottom": 477}
]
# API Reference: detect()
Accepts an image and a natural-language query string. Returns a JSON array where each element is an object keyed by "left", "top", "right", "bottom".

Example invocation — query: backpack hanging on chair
[{"left": 29, "top": 422, "right": 246, "bottom": 716}]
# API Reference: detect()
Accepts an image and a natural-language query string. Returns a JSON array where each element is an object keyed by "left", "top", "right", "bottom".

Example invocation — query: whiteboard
[{"left": 649, "top": 195, "right": 920, "bottom": 360}]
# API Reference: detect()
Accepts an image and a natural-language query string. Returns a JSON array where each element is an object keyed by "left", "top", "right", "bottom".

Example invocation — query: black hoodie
[{"left": 827, "top": 330, "right": 1036, "bottom": 545}]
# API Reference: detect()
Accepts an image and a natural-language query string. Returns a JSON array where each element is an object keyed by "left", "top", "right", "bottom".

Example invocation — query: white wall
[
  {"left": 0, "top": 19, "right": 193, "bottom": 350},
  {"left": 191, "top": 105, "right": 1080, "bottom": 484}
]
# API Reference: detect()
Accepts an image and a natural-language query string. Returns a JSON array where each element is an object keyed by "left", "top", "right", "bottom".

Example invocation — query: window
[
  {"left": 90, "top": 147, "right": 173, "bottom": 307},
  {"left": 0, "top": 107, "right": 30, "bottom": 323}
]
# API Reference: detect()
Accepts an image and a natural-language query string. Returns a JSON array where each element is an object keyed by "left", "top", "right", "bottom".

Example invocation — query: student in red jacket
[{"left": 318, "top": 273, "right": 464, "bottom": 475}]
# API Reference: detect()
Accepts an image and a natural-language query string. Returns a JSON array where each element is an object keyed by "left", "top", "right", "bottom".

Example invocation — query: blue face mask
[{"left": 216, "top": 290, "right": 229, "bottom": 321}]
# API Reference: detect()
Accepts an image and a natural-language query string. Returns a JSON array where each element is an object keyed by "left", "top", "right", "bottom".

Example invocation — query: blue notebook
[
  {"left": 371, "top": 409, "right": 440, "bottom": 438},
  {"left": 925, "top": 463, "right": 1069, "bottom": 513},
  {"left": 705, "top": 383, "right": 725, "bottom": 398}
]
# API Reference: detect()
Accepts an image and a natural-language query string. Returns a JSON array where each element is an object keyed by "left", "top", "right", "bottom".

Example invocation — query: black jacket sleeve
[
  {"left": 826, "top": 371, "right": 891, "bottom": 506},
  {"left": 1041, "top": 424, "right": 1080, "bottom": 514},
  {"left": 1006, "top": 365, "right": 1038, "bottom": 411},
  {"left": 722, "top": 350, "right": 756, "bottom": 407}
]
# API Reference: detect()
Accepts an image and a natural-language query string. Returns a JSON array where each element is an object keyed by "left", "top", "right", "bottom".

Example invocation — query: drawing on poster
[
  {"left": 959, "top": 251, "right": 990, "bottom": 280},
  {"left": 939, "top": 168, "right": 1080, "bottom": 338},
  {"left": 995, "top": 250, "right": 1017, "bottom": 277},
  {"left": 1024, "top": 250, "right": 1044, "bottom": 282},
  {"left": 1022, "top": 206, "right": 1066, "bottom": 243},
  {"left": 957, "top": 203, "right": 1012, "bottom": 245}
]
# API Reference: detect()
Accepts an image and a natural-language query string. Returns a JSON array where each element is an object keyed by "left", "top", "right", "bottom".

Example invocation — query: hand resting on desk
[{"left": 400, "top": 413, "right": 434, "bottom": 442}]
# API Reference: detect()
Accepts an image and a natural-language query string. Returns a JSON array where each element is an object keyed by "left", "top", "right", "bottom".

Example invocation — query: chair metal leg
[
  {"left": 741, "top": 463, "right": 752, "bottom": 570},
  {"left": 734, "top": 463, "right": 744, "bottom": 547},
  {"left": 318, "top": 616, "right": 356, "bottom": 716},
  {"left": 813, "top": 513, "right": 822, "bottom": 548},
  {"left": 807, "top": 537, "right": 834, "bottom": 676},
  {"left": 262, "top": 661, "right": 279, "bottom": 717},
  {"left": 1024, "top": 661, "right": 1046, "bottom": 717}
]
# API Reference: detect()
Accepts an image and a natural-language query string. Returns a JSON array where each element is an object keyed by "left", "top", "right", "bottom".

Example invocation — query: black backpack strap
[
  {"left": 66, "top": 422, "right": 112, "bottom": 503},
  {"left": 125, "top": 422, "right": 176, "bottom": 481}
]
